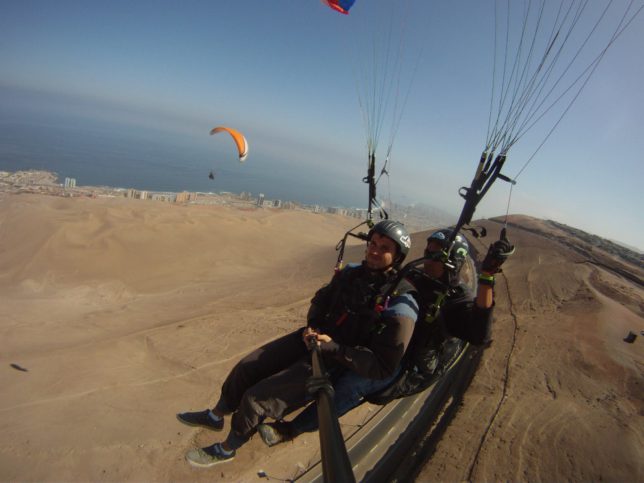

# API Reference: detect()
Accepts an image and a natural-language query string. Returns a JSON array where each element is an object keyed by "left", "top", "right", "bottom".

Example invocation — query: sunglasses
[{"left": 423, "top": 248, "right": 445, "bottom": 260}]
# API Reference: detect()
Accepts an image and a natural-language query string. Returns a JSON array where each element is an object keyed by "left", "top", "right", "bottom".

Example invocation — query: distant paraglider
[
  {"left": 209, "top": 126, "right": 249, "bottom": 162},
  {"left": 322, "top": 0, "right": 355, "bottom": 15}
]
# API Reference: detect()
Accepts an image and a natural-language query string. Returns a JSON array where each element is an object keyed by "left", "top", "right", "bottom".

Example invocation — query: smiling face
[{"left": 365, "top": 232, "right": 398, "bottom": 271}]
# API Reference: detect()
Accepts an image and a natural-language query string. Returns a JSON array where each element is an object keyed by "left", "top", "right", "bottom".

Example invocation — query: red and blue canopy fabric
[{"left": 321, "top": 0, "right": 355, "bottom": 15}]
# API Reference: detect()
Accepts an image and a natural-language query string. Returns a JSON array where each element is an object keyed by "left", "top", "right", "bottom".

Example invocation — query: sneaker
[
  {"left": 176, "top": 410, "right": 224, "bottom": 432},
  {"left": 186, "top": 443, "right": 235, "bottom": 468},
  {"left": 257, "top": 421, "right": 295, "bottom": 447}
]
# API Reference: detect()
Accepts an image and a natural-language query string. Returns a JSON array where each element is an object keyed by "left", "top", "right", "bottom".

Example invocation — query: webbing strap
[{"left": 423, "top": 290, "right": 448, "bottom": 324}]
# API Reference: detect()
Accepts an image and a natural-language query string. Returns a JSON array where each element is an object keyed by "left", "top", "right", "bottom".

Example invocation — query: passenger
[
  {"left": 177, "top": 220, "right": 419, "bottom": 467},
  {"left": 398, "top": 228, "right": 514, "bottom": 376}
]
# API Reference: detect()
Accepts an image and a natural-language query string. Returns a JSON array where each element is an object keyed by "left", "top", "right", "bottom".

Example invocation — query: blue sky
[{"left": 1, "top": 1, "right": 643, "bottom": 250}]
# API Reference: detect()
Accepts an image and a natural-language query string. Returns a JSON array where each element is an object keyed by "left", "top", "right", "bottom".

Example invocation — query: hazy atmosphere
[{"left": 1, "top": 1, "right": 643, "bottom": 248}]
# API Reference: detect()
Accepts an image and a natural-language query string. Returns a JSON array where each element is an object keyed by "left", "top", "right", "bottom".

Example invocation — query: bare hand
[
  {"left": 316, "top": 334, "right": 332, "bottom": 344},
  {"left": 302, "top": 328, "right": 332, "bottom": 346}
]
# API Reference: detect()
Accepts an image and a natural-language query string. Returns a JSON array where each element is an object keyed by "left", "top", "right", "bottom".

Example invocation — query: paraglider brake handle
[{"left": 349, "top": 231, "right": 369, "bottom": 241}]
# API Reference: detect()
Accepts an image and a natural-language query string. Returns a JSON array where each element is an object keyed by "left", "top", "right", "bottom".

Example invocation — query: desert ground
[{"left": 1, "top": 193, "right": 642, "bottom": 482}]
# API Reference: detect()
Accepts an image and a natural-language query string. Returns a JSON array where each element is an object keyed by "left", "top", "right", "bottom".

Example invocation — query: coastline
[{"left": 0, "top": 169, "right": 454, "bottom": 232}]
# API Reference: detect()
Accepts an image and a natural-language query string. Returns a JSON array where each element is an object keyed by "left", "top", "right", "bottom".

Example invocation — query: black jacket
[
  {"left": 404, "top": 268, "right": 492, "bottom": 373},
  {"left": 306, "top": 263, "right": 419, "bottom": 380}
]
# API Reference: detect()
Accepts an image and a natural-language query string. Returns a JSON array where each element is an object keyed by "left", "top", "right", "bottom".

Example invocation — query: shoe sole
[
  {"left": 176, "top": 414, "right": 223, "bottom": 432},
  {"left": 186, "top": 454, "right": 235, "bottom": 468},
  {"left": 257, "top": 424, "right": 282, "bottom": 447}
]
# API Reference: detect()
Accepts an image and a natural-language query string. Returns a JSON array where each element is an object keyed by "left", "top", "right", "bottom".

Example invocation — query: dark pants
[
  {"left": 213, "top": 327, "right": 401, "bottom": 449},
  {"left": 214, "top": 328, "right": 314, "bottom": 449}
]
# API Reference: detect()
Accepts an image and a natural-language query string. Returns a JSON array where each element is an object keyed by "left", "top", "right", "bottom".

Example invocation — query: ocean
[{"left": 0, "top": 93, "right": 365, "bottom": 208}]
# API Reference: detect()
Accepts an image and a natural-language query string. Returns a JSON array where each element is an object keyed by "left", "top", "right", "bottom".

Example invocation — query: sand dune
[
  {"left": 1, "top": 195, "right": 642, "bottom": 482},
  {"left": 0, "top": 194, "right": 361, "bottom": 482}
]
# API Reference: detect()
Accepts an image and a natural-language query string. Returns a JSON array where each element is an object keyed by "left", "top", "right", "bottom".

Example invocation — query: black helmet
[
  {"left": 368, "top": 220, "right": 411, "bottom": 264},
  {"left": 426, "top": 228, "right": 470, "bottom": 277}
]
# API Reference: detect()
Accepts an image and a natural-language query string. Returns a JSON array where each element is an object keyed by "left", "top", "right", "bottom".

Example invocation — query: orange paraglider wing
[{"left": 210, "top": 126, "right": 249, "bottom": 162}]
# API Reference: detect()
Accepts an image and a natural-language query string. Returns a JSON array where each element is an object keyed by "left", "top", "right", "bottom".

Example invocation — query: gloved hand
[{"left": 481, "top": 228, "right": 515, "bottom": 274}]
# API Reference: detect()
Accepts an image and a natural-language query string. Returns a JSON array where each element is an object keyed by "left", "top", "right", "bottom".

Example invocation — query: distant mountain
[
  {"left": 608, "top": 239, "right": 643, "bottom": 255},
  {"left": 546, "top": 220, "right": 643, "bottom": 268},
  {"left": 486, "top": 215, "right": 643, "bottom": 288}
]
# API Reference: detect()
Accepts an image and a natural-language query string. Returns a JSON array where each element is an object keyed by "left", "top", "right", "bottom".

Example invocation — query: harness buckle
[{"left": 374, "top": 296, "right": 390, "bottom": 313}]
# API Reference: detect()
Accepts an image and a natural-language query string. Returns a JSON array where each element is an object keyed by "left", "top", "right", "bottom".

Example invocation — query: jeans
[{"left": 291, "top": 365, "right": 401, "bottom": 434}]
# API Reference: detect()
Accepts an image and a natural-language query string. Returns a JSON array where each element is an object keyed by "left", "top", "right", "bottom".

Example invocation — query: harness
[
  {"left": 422, "top": 289, "right": 448, "bottom": 324},
  {"left": 406, "top": 268, "right": 452, "bottom": 323},
  {"left": 322, "top": 264, "right": 415, "bottom": 337},
  {"left": 369, "top": 277, "right": 416, "bottom": 334},
  {"left": 365, "top": 272, "right": 458, "bottom": 405}
]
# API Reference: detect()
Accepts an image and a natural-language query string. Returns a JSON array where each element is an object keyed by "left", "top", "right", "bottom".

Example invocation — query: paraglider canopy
[
  {"left": 209, "top": 126, "right": 249, "bottom": 162},
  {"left": 322, "top": 0, "right": 355, "bottom": 15}
]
